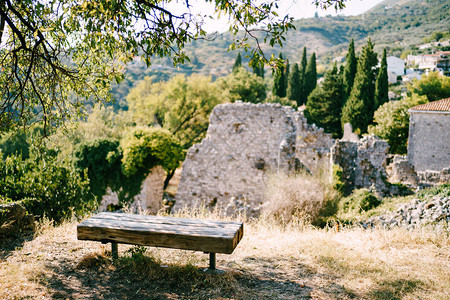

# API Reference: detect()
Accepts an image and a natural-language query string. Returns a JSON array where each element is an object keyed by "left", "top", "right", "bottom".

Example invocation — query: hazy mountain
[{"left": 110, "top": 0, "right": 450, "bottom": 109}]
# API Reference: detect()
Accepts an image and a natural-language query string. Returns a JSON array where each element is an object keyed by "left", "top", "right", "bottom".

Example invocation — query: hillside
[{"left": 109, "top": 0, "right": 450, "bottom": 109}]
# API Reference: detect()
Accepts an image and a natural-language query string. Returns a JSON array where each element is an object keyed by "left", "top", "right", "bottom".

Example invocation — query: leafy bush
[
  {"left": 339, "top": 189, "right": 381, "bottom": 213},
  {"left": 368, "top": 93, "right": 428, "bottom": 154},
  {"left": 73, "top": 139, "right": 123, "bottom": 202},
  {"left": 0, "top": 147, "right": 95, "bottom": 222},
  {"left": 417, "top": 183, "right": 450, "bottom": 199},
  {"left": 331, "top": 164, "right": 345, "bottom": 196}
]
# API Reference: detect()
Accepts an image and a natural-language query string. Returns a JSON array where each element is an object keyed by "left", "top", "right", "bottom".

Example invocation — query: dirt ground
[{"left": 1, "top": 220, "right": 449, "bottom": 299}]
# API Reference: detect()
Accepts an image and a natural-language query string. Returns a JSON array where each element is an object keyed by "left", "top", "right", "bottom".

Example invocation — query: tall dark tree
[
  {"left": 343, "top": 39, "right": 358, "bottom": 99},
  {"left": 374, "top": 49, "right": 389, "bottom": 111},
  {"left": 287, "top": 63, "right": 301, "bottom": 105},
  {"left": 0, "top": 0, "right": 346, "bottom": 133},
  {"left": 253, "top": 63, "right": 265, "bottom": 78},
  {"left": 285, "top": 59, "right": 290, "bottom": 90},
  {"left": 298, "top": 47, "right": 308, "bottom": 105},
  {"left": 304, "top": 64, "right": 345, "bottom": 138},
  {"left": 341, "top": 39, "right": 378, "bottom": 134},
  {"left": 272, "top": 53, "right": 286, "bottom": 98},
  {"left": 304, "top": 52, "right": 317, "bottom": 98},
  {"left": 233, "top": 53, "right": 242, "bottom": 72}
]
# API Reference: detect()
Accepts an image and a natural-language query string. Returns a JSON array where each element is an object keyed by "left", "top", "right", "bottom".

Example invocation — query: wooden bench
[{"left": 77, "top": 212, "right": 244, "bottom": 271}]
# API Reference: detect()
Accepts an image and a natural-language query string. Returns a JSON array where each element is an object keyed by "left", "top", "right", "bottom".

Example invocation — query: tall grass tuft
[{"left": 263, "top": 170, "right": 340, "bottom": 225}]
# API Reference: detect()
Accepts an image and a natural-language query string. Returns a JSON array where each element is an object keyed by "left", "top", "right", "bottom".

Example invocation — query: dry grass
[
  {"left": 0, "top": 210, "right": 449, "bottom": 299},
  {"left": 263, "top": 171, "right": 339, "bottom": 224}
]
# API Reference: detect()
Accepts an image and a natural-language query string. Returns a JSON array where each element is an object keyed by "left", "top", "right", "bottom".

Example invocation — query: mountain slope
[{"left": 110, "top": 0, "right": 450, "bottom": 109}]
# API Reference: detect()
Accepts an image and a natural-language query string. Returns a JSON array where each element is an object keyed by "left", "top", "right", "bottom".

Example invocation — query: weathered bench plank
[{"left": 77, "top": 212, "right": 244, "bottom": 255}]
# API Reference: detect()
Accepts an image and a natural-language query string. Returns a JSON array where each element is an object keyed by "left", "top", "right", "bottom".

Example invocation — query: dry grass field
[{"left": 1, "top": 209, "right": 449, "bottom": 300}]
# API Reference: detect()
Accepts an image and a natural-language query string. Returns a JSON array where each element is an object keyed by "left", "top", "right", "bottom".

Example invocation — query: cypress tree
[
  {"left": 374, "top": 48, "right": 389, "bottom": 111},
  {"left": 272, "top": 53, "right": 286, "bottom": 98},
  {"left": 298, "top": 47, "right": 308, "bottom": 105},
  {"left": 253, "top": 63, "right": 265, "bottom": 79},
  {"left": 343, "top": 39, "right": 358, "bottom": 99},
  {"left": 304, "top": 52, "right": 317, "bottom": 98},
  {"left": 287, "top": 63, "right": 301, "bottom": 105},
  {"left": 304, "top": 63, "right": 345, "bottom": 138},
  {"left": 232, "top": 53, "right": 242, "bottom": 72},
  {"left": 285, "top": 59, "right": 290, "bottom": 90},
  {"left": 341, "top": 38, "right": 378, "bottom": 134}
]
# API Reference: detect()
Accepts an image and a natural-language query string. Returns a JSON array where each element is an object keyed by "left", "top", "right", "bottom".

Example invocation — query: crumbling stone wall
[
  {"left": 330, "top": 135, "right": 391, "bottom": 196},
  {"left": 100, "top": 166, "right": 166, "bottom": 213},
  {"left": 386, "top": 155, "right": 419, "bottom": 187},
  {"left": 294, "top": 113, "right": 335, "bottom": 173},
  {"left": 417, "top": 168, "right": 450, "bottom": 187},
  {"left": 174, "top": 102, "right": 334, "bottom": 215}
]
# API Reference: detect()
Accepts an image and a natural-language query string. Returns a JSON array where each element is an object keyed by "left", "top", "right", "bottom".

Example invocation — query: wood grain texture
[{"left": 77, "top": 212, "right": 244, "bottom": 254}]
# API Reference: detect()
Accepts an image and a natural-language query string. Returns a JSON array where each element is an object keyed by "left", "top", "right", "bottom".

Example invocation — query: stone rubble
[{"left": 363, "top": 196, "right": 450, "bottom": 230}]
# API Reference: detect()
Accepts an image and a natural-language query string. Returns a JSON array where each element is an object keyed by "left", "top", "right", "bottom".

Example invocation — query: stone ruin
[
  {"left": 104, "top": 103, "right": 447, "bottom": 215},
  {"left": 100, "top": 165, "right": 166, "bottom": 213},
  {"left": 173, "top": 102, "right": 334, "bottom": 215},
  {"left": 330, "top": 134, "right": 392, "bottom": 196}
]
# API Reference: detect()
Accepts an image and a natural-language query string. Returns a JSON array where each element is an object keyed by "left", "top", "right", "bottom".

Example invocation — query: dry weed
[
  {"left": 1, "top": 207, "right": 448, "bottom": 299},
  {"left": 263, "top": 171, "right": 338, "bottom": 224}
]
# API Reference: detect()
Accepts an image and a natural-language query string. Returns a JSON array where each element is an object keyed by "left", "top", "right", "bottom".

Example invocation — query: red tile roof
[{"left": 410, "top": 98, "right": 450, "bottom": 112}]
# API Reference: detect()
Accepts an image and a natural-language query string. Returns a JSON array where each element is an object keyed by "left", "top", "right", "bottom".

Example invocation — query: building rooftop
[{"left": 409, "top": 97, "right": 450, "bottom": 112}]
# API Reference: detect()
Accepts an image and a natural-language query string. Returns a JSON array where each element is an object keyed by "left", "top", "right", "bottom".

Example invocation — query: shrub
[
  {"left": 417, "top": 183, "right": 450, "bottom": 199},
  {"left": 263, "top": 171, "right": 339, "bottom": 225},
  {"left": 331, "top": 164, "right": 345, "bottom": 196},
  {"left": 339, "top": 188, "right": 381, "bottom": 213},
  {"left": 0, "top": 147, "right": 95, "bottom": 223}
]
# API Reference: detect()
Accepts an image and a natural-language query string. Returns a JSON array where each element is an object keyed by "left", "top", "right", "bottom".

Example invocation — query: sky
[{"left": 180, "top": 0, "right": 386, "bottom": 33}]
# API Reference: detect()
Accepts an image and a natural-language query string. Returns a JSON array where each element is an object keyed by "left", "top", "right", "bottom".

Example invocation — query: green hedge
[{"left": 0, "top": 148, "right": 95, "bottom": 223}]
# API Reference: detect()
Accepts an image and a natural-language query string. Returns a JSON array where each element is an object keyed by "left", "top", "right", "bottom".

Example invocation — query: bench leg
[
  {"left": 209, "top": 253, "right": 216, "bottom": 270},
  {"left": 111, "top": 242, "right": 118, "bottom": 259}
]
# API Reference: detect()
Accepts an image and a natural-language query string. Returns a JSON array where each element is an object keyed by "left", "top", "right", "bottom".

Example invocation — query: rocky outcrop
[
  {"left": 364, "top": 196, "right": 449, "bottom": 230},
  {"left": 0, "top": 202, "right": 35, "bottom": 237}
]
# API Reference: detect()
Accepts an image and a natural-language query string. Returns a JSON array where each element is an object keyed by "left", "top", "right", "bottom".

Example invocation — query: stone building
[
  {"left": 408, "top": 98, "right": 450, "bottom": 172},
  {"left": 173, "top": 102, "right": 333, "bottom": 215}
]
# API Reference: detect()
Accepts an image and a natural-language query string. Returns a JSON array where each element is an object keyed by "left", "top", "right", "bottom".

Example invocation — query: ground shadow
[
  {"left": 367, "top": 279, "right": 425, "bottom": 300},
  {"left": 0, "top": 232, "right": 35, "bottom": 261},
  {"left": 42, "top": 252, "right": 320, "bottom": 299}
]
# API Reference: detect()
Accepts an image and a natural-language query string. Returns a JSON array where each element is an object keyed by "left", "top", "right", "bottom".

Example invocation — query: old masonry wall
[{"left": 173, "top": 102, "right": 334, "bottom": 216}]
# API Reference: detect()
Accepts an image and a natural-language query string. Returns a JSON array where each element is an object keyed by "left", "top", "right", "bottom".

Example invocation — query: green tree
[
  {"left": 252, "top": 63, "right": 265, "bottom": 78},
  {"left": 368, "top": 93, "right": 428, "bottom": 154},
  {"left": 120, "top": 127, "right": 184, "bottom": 200},
  {"left": 127, "top": 74, "right": 221, "bottom": 150},
  {"left": 3, "top": 0, "right": 334, "bottom": 133},
  {"left": 304, "top": 64, "right": 344, "bottom": 138},
  {"left": 343, "top": 39, "right": 358, "bottom": 99},
  {"left": 407, "top": 71, "right": 450, "bottom": 102},
  {"left": 298, "top": 47, "right": 308, "bottom": 105},
  {"left": 0, "top": 147, "right": 94, "bottom": 222},
  {"left": 72, "top": 128, "right": 184, "bottom": 204},
  {"left": 374, "top": 49, "right": 389, "bottom": 111},
  {"left": 341, "top": 39, "right": 378, "bottom": 134},
  {"left": 285, "top": 59, "right": 290, "bottom": 91},
  {"left": 217, "top": 67, "right": 267, "bottom": 104},
  {"left": 73, "top": 139, "right": 123, "bottom": 202},
  {"left": 287, "top": 63, "right": 301, "bottom": 104},
  {"left": 272, "top": 53, "right": 287, "bottom": 98},
  {"left": 304, "top": 52, "right": 317, "bottom": 98},
  {"left": 232, "top": 53, "right": 242, "bottom": 72}
]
